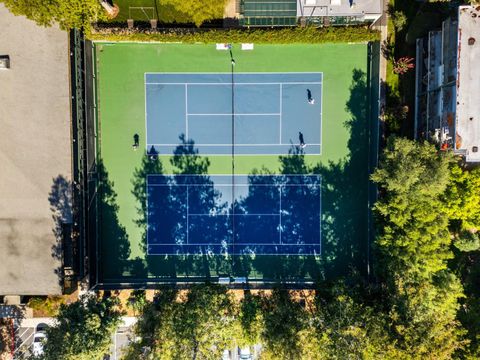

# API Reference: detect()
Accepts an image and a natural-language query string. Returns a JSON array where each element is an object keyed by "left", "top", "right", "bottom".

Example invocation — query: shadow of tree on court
[
  {"left": 169, "top": 135, "right": 232, "bottom": 280},
  {"left": 237, "top": 148, "right": 324, "bottom": 282},
  {"left": 48, "top": 175, "right": 73, "bottom": 287},
  {"left": 314, "top": 68, "right": 371, "bottom": 279},
  {"left": 97, "top": 159, "right": 131, "bottom": 280},
  {"left": 128, "top": 67, "right": 372, "bottom": 284},
  {"left": 130, "top": 135, "right": 232, "bottom": 281},
  {"left": 239, "top": 68, "right": 372, "bottom": 282}
]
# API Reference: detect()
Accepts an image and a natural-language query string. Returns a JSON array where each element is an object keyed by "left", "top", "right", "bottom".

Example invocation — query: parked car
[
  {"left": 239, "top": 346, "right": 253, "bottom": 360},
  {"left": 31, "top": 324, "right": 48, "bottom": 356}
]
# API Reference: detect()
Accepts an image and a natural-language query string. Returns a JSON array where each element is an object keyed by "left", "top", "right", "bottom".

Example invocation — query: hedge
[{"left": 89, "top": 26, "right": 380, "bottom": 44}]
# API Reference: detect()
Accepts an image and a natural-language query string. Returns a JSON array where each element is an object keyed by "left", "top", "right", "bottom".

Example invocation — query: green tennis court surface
[{"left": 93, "top": 42, "right": 379, "bottom": 286}]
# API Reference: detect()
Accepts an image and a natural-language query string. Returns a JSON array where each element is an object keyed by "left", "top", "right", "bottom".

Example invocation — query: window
[{"left": 0, "top": 55, "right": 10, "bottom": 69}]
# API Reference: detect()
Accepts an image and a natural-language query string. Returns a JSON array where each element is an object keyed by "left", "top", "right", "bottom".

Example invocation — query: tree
[
  {"left": 38, "top": 294, "right": 123, "bottom": 360},
  {"left": 313, "top": 283, "right": 398, "bottom": 359},
  {"left": 0, "top": 0, "right": 106, "bottom": 30},
  {"left": 238, "top": 292, "right": 263, "bottom": 347},
  {"left": 260, "top": 289, "right": 307, "bottom": 359},
  {"left": 371, "top": 137, "right": 454, "bottom": 279},
  {"left": 124, "top": 285, "right": 237, "bottom": 359},
  {"left": 444, "top": 164, "right": 480, "bottom": 232},
  {"left": 173, "top": 284, "right": 238, "bottom": 359},
  {"left": 122, "top": 288, "right": 179, "bottom": 360},
  {"left": 388, "top": 272, "right": 467, "bottom": 359},
  {"left": 372, "top": 137, "right": 467, "bottom": 358}
]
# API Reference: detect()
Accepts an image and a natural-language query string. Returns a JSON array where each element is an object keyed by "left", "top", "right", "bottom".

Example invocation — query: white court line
[
  {"left": 147, "top": 173, "right": 321, "bottom": 177},
  {"left": 147, "top": 174, "right": 322, "bottom": 179},
  {"left": 146, "top": 82, "right": 323, "bottom": 86},
  {"left": 188, "top": 213, "right": 282, "bottom": 216},
  {"left": 144, "top": 73, "right": 148, "bottom": 152},
  {"left": 145, "top": 71, "right": 324, "bottom": 75},
  {"left": 319, "top": 176, "right": 322, "bottom": 255},
  {"left": 187, "top": 113, "right": 281, "bottom": 116},
  {"left": 148, "top": 143, "right": 322, "bottom": 146},
  {"left": 185, "top": 84, "right": 188, "bottom": 139},
  {"left": 279, "top": 83, "right": 283, "bottom": 143},
  {"left": 320, "top": 77, "right": 324, "bottom": 157},
  {"left": 279, "top": 186, "right": 282, "bottom": 244},
  {"left": 149, "top": 243, "right": 320, "bottom": 246},
  {"left": 148, "top": 184, "right": 321, "bottom": 187}
]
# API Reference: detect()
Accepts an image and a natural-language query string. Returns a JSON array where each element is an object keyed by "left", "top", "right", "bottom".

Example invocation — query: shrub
[
  {"left": 89, "top": 26, "right": 380, "bottom": 44},
  {"left": 454, "top": 231, "right": 480, "bottom": 252},
  {"left": 27, "top": 296, "right": 66, "bottom": 317},
  {"left": 392, "top": 11, "right": 407, "bottom": 32}
]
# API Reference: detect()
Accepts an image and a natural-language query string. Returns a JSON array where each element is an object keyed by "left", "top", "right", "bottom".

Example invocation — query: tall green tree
[
  {"left": 38, "top": 294, "right": 122, "bottom": 360},
  {"left": 124, "top": 285, "right": 237, "bottom": 360},
  {"left": 174, "top": 284, "right": 238, "bottom": 359},
  {"left": 388, "top": 273, "right": 466, "bottom": 359},
  {"left": 260, "top": 289, "right": 307, "bottom": 359},
  {"left": 313, "top": 283, "right": 397, "bottom": 359},
  {"left": 238, "top": 292, "right": 263, "bottom": 347},
  {"left": 0, "top": 0, "right": 106, "bottom": 30},
  {"left": 122, "top": 288, "right": 179, "bottom": 360},
  {"left": 371, "top": 137, "right": 454, "bottom": 279},
  {"left": 372, "top": 137, "right": 467, "bottom": 358},
  {"left": 444, "top": 164, "right": 480, "bottom": 232}
]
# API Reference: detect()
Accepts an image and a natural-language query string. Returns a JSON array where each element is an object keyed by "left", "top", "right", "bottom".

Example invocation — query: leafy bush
[
  {"left": 454, "top": 231, "right": 480, "bottom": 252},
  {"left": 392, "top": 11, "right": 407, "bottom": 32},
  {"left": 127, "top": 290, "right": 147, "bottom": 314},
  {"left": 90, "top": 26, "right": 380, "bottom": 44},
  {"left": 27, "top": 296, "right": 66, "bottom": 317}
]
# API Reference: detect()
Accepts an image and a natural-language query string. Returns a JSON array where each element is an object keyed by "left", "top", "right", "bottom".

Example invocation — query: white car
[
  {"left": 32, "top": 325, "right": 48, "bottom": 357},
  {"left": 239, "top": 347, "right": 252, "bottom": 360}
]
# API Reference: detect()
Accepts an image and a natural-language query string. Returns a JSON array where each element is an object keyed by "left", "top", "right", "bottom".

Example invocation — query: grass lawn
[
  {"left": 93, "top": 42, "right": 378, "bottom": 285},
  {"left": 111, "top": 0, "right": 226, "bottom": 25}
]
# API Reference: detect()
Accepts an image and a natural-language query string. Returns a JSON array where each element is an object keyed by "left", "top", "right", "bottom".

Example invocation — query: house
[
  {"left": 238, "top": 0, "right": 382, "bottom": 27},
  {"left": 415, "top": 5, "right": 480, "bottom": 163},
  {"left": 0, "top": 3, "right": 72, "bottom": 299}
]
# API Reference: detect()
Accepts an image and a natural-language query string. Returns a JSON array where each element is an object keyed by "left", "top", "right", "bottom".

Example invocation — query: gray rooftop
[
  {"left": 456, "top": 5, "right": 480, "bottom": 162},
  {"left": 0, "top": 4, "right": 71, "bottom": 295},
  {"left": 297, "top": 0, "right": 382, "bottom": 21}
]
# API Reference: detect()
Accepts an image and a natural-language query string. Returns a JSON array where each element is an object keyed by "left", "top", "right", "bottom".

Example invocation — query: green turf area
[
  {"left": 93, "top": 42, "right": 379, "bottom": 285},
  {"left": 111, "top": 0, "right": 225, "bottom": 25}
]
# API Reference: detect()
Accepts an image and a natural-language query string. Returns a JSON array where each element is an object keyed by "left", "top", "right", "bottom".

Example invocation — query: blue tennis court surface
[
  {"left": 145, "top": 73, "right": 322, "bottom": 155},
  {"left": 147, "top": 174, "right": 321, "bottom": 255}
]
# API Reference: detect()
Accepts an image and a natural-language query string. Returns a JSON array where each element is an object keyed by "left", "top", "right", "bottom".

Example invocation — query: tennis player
[{"left": 299, "top": 132, "right": 306, "bottom": 148}]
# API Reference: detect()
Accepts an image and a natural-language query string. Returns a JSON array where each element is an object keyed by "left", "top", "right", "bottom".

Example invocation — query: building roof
[
  {"left": 455, "top": 5, "right": 480, "bottom": 162},
  {"left": 0, "top": 4, "right": 72, "bottom": 295},
  {"left": 297, "top": 0, "right": 382, "bottom": 20}
]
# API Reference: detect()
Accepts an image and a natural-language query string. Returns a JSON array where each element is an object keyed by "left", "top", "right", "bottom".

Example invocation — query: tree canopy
[
  {"left": 371, "top": 137, "right": 454, "bottom": 279},
  {"left": 37, "top": 294, "right": 123, "bottom": 360},
  {"left": 123, "top": 285, "right": 238, "bottom": 360},
  {"left": 444, "top": 164, "right": 480, "bottom": 232},
  {"left": 0, "top": 0, "right": 105, "bottom": 30}
]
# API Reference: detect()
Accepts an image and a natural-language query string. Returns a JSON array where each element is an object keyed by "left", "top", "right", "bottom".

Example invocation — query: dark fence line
[{"left": 71, "top": 29, "right": 100, "bottom": 289}]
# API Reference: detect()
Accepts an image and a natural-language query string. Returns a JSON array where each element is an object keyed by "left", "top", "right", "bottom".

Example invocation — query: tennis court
[
  {"left": 147, "top": 174, "right": 321, "bottom": 255},
  {"left": 91, "top": 41, "right": 380, "bottom": 286},
  {"left": 145, "top": 72, "right": 322, "bottom": 155}
]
